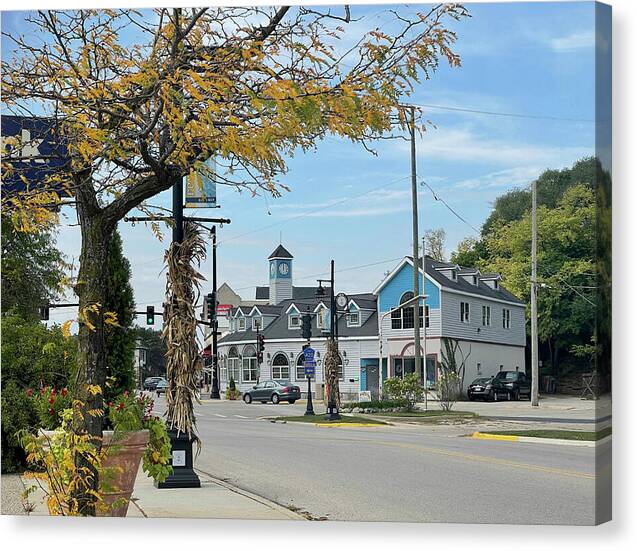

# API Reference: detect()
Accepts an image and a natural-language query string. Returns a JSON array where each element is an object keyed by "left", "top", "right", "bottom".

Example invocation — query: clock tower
[{"left": 268, "top": 244, "right": 293, "bottom": 305}]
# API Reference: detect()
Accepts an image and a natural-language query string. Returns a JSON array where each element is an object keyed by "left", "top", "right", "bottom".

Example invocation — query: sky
[{"left": 1, "top": 2, "right": 602, "bottom": 328}]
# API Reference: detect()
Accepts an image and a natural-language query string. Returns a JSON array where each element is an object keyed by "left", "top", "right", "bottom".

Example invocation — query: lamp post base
[
  {"left": 325, "top": 402, "right": 341, "bottom": 421},
  {"left": 304, "top": 377, "right": 315, "bottom": 416},
  {"left": 155, "top": 429, "right": 201, "bottom": 489}
]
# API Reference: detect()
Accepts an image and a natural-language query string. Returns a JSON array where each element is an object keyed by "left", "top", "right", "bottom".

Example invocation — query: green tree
[
  {"left": 1, "top": 215, "right": 66, "bottom": 320},
  {"left": 103, "top": 230, "right": 136, "bottom": 402},
  {"left": 424, "top": 228, "right": 446, "bottom": 261},
  {"left": 1, "top": 314, "right": 77, "bottom": 472},
  {"left": 482, "top": 184, "right": 596, "bottom": 375},
  {"left": 132, "top": 327, "right": 167, "bottom": 379}
]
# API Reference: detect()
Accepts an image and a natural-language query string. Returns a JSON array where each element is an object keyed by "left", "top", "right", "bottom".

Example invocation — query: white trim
[
  {"left": 249, "top": 306, "right": 263, "bottom": 317},
  {"left": 442, "top": 287, "right": 525, "bottom": 307},
  {"left": 233, "top": 307, "right": 249, "bottom": 319},
  {"left": 237, "top": 317, "right": 247, "bottom": 331},
  {"left": 373, "top": 256, "right": 443, "bottom": 295},
  {"left": 219, "top": 335, "right": 379, "bottom": 346},
  {"left": 347, "top": 311, "right": 361, "bottom": 327},
  {"left": 313, "top": 301, "right": 328, "bottom": 313},
  {"left": 288, "top": 313, "right": 301, "bottom": 330},
  {"left": 285, "top": 303, "right": 300, "bottom": 314}
]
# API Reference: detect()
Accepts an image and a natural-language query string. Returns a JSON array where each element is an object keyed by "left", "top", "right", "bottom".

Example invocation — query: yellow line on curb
[{"left": 472, "top": 432, "right": 519, "bottom": 442}]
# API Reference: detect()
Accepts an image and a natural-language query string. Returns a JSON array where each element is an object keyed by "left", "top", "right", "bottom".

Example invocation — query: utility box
[{"left": 315, "top": 383, "right": 325, "bottom": 401}]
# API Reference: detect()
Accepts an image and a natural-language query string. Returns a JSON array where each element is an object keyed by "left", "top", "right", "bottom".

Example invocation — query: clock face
[
  {"left": 336, "top": 293, "right": 348, "bottom": 308},
  {"left": 270, "top": 262, "right": 276, "bottom": 277},
  {"left": 278, "top": 262, "right": 289, "bottom": 276}
]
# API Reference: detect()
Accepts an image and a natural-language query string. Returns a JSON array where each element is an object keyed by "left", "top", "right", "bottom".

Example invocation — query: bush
[
  {"left": 341, "top": 399, "right": 408, "bottom": 410},
  {"left": 1, "top": 314, "right": 75, "bottom": 472},
  {"left": 382, "top": 374, "right": 424, "bottom": 412},
  {"left": 225, "top": 378, "right": 241, "bottom": 400},
  {"left": 436, "top": 371, "right": 461, "bottom": 412}
]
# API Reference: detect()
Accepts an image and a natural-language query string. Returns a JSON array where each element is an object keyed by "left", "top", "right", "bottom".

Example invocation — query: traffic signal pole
[{"left": 210, "top": 225, "right": 220, "bottom": 399}]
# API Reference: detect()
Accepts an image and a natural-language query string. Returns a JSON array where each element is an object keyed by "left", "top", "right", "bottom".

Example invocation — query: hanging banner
[
  {"left": 1, "top": 115, "right": 71, "bottom": 198},
  {"left": 184, "top": 157, "right": 216, "bottom": 208}
]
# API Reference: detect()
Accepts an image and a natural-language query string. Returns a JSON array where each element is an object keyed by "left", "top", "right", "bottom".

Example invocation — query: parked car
[
  {"left": 493, "top": 370, "right": 531, "bottom": 400},
  {"left": 143, "top": 376, "right": 165, "bottom": 391},
  {"left": 242, "top": 380, "right": 301, "bottom": 404},
  {"left": 467, "top": 376, "right": 508, "bottom": 401},
  {"left": 155, "top": 379, "right": 168, "bottom": 396}
]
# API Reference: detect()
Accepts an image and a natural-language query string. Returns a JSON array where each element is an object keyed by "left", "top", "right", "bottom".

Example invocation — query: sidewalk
[
  {"left": 11, "top": 467, "right": 303, "bottom": 520},
  {"left": 128, "top": 467, "right": 303, "bottom": 520}
]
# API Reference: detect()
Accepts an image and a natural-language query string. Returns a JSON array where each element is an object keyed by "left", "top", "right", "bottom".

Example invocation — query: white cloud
[
  {"left": 453, "top": 166, "right": 546, "bottom": 190},
  {"left": 549, "top": 30, "right": 595, "bottom": 52}
]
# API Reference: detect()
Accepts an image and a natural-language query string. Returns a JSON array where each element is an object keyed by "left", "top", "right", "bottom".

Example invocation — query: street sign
[
  {"left": 304, "top": 361, "right": 316, "bottom": 377},
  {"left": 1, "top": 115, "right": 71, "bottom": 197},
  {"left": 185, "top": 157, "right": 217, "bottom": 208},
  {"left": 303, "top": 347, "right": 315, "bottom": 362}
]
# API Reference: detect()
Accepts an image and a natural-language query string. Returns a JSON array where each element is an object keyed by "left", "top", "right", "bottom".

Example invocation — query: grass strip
[
  {"left": 482, "top": 427, "right": 612, "bottom": 441},
  {"left": 273, "top": 415, "right": 388, "bottom": 425},
  {"left": 374, "top": 410, "right": 478, "bottom": 418}
]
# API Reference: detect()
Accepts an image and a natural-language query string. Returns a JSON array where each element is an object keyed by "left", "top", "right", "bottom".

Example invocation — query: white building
[{"left": 215, "top": 245, "right": 526, "bottom": 400}]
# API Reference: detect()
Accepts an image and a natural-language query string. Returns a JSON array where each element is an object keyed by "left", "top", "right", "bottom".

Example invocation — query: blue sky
[{"left": 1, "top": 2, "right": 602, "bottom": 327}]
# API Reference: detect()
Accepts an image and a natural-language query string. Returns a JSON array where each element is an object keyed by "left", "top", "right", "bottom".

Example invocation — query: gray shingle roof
[
  {"left": 255, "top": 286, "right": 332, "bottom": 301},
  {"left": 420, "top": 256, "right": 524, "bottom": 305},
  {"left": 268, "top": 244, "right": 293, "bottom": 259},
  {"left": 219, "top": 296, "right": 379, "bottom": 344}
]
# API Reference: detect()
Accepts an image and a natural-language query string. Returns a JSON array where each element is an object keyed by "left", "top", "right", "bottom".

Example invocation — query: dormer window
[
  {"left": 348, "top": 311, "right": 360, "bottom": 327},
  {"left": 238, "top": 317, "right": 246, "bottom": 331},
  {"left": 252, "top": 317, "right": 262, "bottom": 331},
  {"left": 473, "top": 275, "right": 478, "bottom": 285},
  {"left": 289, "top": 313, "right": 300, "bottom": 329}
]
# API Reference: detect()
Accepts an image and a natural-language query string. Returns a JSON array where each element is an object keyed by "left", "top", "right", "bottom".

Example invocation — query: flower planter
[{"left": 98, "top": 429, "right": 149, "bottom": 517}]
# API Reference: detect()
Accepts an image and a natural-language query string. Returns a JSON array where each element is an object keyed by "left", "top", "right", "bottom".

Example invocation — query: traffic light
[
  {"left": 301, "top": 314, "right": 312, "bottom": 340},
  {"left": 258, "top": 334, "right": 266, "bottom": 353},
  {"left": 39, "top": 305, "right": 50, "bottom": 321},
  {"left": 205, "top": 293, "right": 215, "bottom": 324},
  {"left": 146, "top": 305, "right": 155, "bottom": 325}
]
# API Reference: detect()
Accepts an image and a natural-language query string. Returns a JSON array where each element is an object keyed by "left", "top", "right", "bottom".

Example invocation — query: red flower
[
  {"left": 108, "top": 401, "right": 114, "bottom": 408},
  {"left": 26, "top": 389, "right": 34, "bottom": 397},
  {"left": 48, "top": 395, "right": 55, "bottom": 405},
  {"left": 61, "top": 388, "right": 68, "bottom": 397},
  {"left": 117, "top": 402, "right": 125, "bottom": 411},
  {"left": 40, "top": 388, "right": 46, "bottom": 395},
  {"left": 124, "top": 390, "right": 129, "bottom": 397},
  {"left": 51, "top": 386, "right": 57, "bottom": 396},
  {"left": 48, "top": 408, "right": 55, "bottom": 415}
]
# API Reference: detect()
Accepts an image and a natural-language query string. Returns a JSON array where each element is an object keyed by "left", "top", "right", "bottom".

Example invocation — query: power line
[
  {"left": 216, "top": 175, "right": 411, "bottom": 247},
  {"left": 419, "top": 180, "right": 481, "bottom": 234},
  {"left": 412, "top": 102, "right": 594, "bottom": 123}
]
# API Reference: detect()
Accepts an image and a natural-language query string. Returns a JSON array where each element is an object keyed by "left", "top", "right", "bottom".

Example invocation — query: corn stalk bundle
[
  {"left": 162, "top": 222, "right": 206, "bottom": 440},
  {"left": 324, "top": 338, "right": 341, "bottom": 408}
]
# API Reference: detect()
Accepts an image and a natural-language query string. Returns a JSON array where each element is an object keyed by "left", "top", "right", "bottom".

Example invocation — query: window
[
  {"left": 252, "top": 317, "right": 262, "bottom": 331},
  {"left": 472, "top": 275, "right": 478, "bottom": 285},
  {"left": 348, "top": 311, "right": 360, "bottom": 326},
  {"left": 494, "top": 280, "right": 499, "bottom": 290},
  {"left": 502, "top": 308, "right": 511, "bottom": 329},
  {"left": 271, "top": 353, "right": 290, "bottom": 380},
  {"left": 482, "top": 305, "right": 491, "bottom": 326},
  {"left": 460, "top": 302, "right": 470, "bottom": 323},
  {"left": 227, "top": 347, "right": 240, "bottom": 383},
  {"left": 392, "top": 292, "right": 418, "bottom": 329},
  {"left": 289, "top": 313, "right": 300, "bottom": 329},
  {"left": 237, "top": 317, "right": 246, "bottom": 331},
  {"left": 451, "top": 270, "right": 457, "bottom": 281},
  {"left": 242, "top": 345, "right": 258, "bottom": 382},
  {"left": 296, "top": 354, "right": 315, "bottom": 381},
  {"left": 422, "top": 305, "right": 429, "bottom": 328}
]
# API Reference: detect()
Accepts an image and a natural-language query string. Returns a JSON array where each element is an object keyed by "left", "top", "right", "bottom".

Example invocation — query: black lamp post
[{"left": 317, "top": 260, "right": 341, "bottom": 421}]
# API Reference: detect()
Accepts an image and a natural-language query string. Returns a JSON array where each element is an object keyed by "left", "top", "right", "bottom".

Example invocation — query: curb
[
  {"left": 314, "top": 422, "right": 386, "bottom": 428},
  {"left": 471, "top": 432, "right": 611, "bottom": 447},
  {"left": 194, "top": 468, "right": 306, "bottom": 521}
]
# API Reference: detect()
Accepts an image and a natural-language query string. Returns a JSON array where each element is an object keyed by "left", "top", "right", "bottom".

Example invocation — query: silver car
[{"left": 242, "top": 380, "right": 301, "bottom": 404}]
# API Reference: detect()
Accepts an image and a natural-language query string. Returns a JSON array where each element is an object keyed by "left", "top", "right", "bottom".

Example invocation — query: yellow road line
[
  {"left": 472, "top": 431, "right": 519, "bottom": 442},
  {"left": 315, "top": 423, "right": 386, "bottom": 428}
]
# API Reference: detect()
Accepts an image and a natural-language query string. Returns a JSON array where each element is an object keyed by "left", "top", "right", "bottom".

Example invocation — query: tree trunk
[{"left": 72, "top": 213, "right": 113, "bottom": 515}]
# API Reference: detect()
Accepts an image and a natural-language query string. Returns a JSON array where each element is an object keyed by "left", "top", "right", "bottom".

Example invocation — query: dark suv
[{"left": 493, "top": 371, "right": 531, "bottom": 401}]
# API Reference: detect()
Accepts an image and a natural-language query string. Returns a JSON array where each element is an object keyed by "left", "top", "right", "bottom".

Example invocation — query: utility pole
[
  {"left": 531, "top": 179, "right": 539, "bottom": 406},
  {"left": 410, "top": 106, "right": 422, "bottom": 383},
  {"left": 210, "top": 226, "right": 220, "bottom": 399},
  {"left": 422, "top": 235, "right": 428, "bottom": 411}
]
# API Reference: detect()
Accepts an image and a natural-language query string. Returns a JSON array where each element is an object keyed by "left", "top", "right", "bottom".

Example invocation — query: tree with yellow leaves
[{"left": 2, "top": 5, "right": 468, "bottom": 514}]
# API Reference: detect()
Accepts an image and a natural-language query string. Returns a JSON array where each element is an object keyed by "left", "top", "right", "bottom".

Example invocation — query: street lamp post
[
  {"left": 318, "top": 260, "right": 341, "bottom": 421},
  {"left": 210, "top": 225, "right": 221, "bottom": 399}
]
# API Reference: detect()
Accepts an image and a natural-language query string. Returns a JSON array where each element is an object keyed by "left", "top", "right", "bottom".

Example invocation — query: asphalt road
[{"left": 154, "top": 397, "right": 610, "bottom": 525}]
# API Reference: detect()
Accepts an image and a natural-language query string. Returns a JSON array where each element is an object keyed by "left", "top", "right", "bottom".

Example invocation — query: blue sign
[
  {"left": 304, "top": 362, "right": 316, "bottom": 377},
  {"left": 1, "top": 116, "right": 71, "bottom": 197},
  {"left": 303, "top": 347, "right": 315, "bottom": 362}
]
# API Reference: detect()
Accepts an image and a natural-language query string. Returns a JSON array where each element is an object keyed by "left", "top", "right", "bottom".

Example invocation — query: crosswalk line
[
  {"left": 234, "top": 415, "right": 249, "bottom": 419},
  {"left": 213, "top": 413, "right": 227, "bottom": 418}
]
